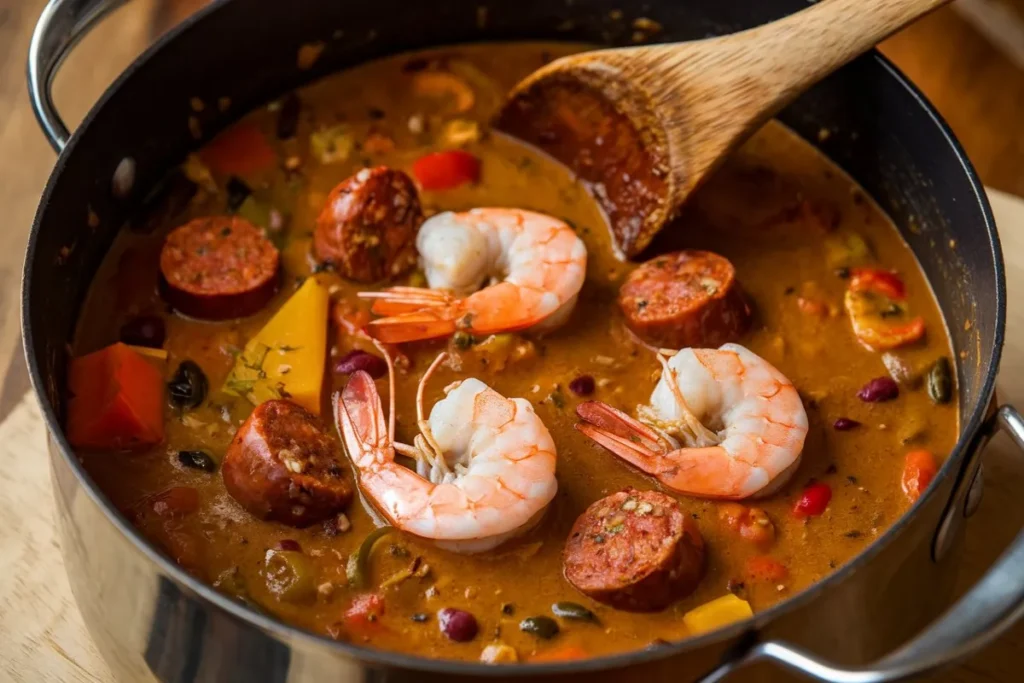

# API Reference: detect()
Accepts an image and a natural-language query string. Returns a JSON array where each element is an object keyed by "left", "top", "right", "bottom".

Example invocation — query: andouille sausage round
[
  {"left": 222, "top": 400, "right": 353, "bottom": 527},
  {"left": 313, "top": 166, "right": 423, "bottom": 282},
  {"left": 618, "top": 250, "right": 751, "bottom": 350},
  {"left": 159, "top": 216, "right": 280, "bottom": 320},
  {"left": 563, "top": 489, "right": 705, "bottom": 612}
]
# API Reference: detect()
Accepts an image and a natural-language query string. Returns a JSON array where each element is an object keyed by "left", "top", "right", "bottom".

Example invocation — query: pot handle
[
  {"left": 700, "top": 404, "right": 1024, "bottom": 683},
  {"left": 27, "top": 0, "right": 128, "bottom": 153}
]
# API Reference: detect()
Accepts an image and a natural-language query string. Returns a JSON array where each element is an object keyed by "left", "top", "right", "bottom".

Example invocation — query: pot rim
[{"left": 20, "top": 1, "right": 1006, "bottom": 676}]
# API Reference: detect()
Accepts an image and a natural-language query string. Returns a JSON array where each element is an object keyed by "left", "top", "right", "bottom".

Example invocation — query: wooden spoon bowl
[{"left": 496, "top": 0, "right": 950, "bottom": 258}]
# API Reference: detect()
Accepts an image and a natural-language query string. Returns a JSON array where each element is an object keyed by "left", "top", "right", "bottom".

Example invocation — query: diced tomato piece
[
  {"left": 67, "top": 342, "right": 165, "bottom": 450},
  {"left": 343, "top": 593, "right": 385, "bottom": 633},
  {"left": 797, "top": 296, "right": 829, "bottom": 317},
  {"left": 412, "top": 150, "right": 480, "bottom": 190},
  {"left": 745, "top": 555, "right": 789, "bottom": 583},
  {"left": 718, "top": 503, "right": 776, "bottom": 548},
  {"left": 149, "top": 487, "right": 201, "bottom": 518},
  {"left": 793, "top": 482, "right": 832, "bottom": 517},
  {"left": 849, "top": 267, "right": 907, "bottom": 300},
  {"left": 902, "top": 450, "right": 939, "bottom": 502},
  {"left": 529, "top": 645, "right": 588, "bottom": 662},
  {"left": 199, "top": 121, "right": 276, "bottom": 175}
]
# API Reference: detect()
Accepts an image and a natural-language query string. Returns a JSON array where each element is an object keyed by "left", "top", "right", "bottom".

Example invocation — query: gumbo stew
[{"left": 69, "top": 42, "right": 958, "bottom": 663}]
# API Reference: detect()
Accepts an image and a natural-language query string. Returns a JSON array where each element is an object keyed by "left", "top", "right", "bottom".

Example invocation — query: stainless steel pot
[{"left": 22, "top": 0, "right": 1024, "bottom": 681}]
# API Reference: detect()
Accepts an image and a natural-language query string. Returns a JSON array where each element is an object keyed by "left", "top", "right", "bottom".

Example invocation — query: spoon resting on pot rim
[{"left": 495, "top": 0, "right": 951, "bottom": 258}]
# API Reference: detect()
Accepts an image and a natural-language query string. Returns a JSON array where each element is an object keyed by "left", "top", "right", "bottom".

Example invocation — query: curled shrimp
[
  {"left": 359, "top": 208, "right": 587, "bottom": 343},
  {"left": 575, "top": 343, "right": 808, "bottom": 500},
  {"left": 334, "top": 342, "right": 558, "bottom": 553}
]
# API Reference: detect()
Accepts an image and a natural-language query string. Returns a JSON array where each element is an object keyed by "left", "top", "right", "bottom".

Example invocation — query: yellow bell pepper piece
[
  {"left": 682, "top": 594, "right": 753, "bottom": 636},
  {"left": 223, "top": 276, "right": 329, "bottom": 414}
]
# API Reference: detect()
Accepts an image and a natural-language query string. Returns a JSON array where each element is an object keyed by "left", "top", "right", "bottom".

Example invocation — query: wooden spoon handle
[{"left": 742, "top": 0, "right": 951, "bottom": 97}]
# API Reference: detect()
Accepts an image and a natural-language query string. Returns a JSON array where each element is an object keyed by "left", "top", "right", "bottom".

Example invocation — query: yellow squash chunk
[
  {"left": 223, "top": 276, "right": 329, "bottom": 414},
  {"left": 682, "top": 594, "right": 753, "bottom": 636},
  {"left": 127, "top": 345, "right": 169, "bottom": 361}
]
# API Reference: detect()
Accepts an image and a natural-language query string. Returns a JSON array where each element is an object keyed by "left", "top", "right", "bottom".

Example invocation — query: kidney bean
[
  {"left": 856, "top": 376, "right": 899, "bottom": 403},
  {"left": 832, "top": 417, "right": 861, "bottom": 431},
  {"left": 276, "top": 539, "right": 302, "bottom": 552},
  {"left": 568, "top": 375, "right": 595, "bottom": 396},
  {"left": 119, "top": 315, "right": 166, "bottom": 348},
  {"left": 334, "top": 350, "right": 388, "bottom": 379},
  {"left": 438, "top": 607, "right": 478, "bottom": 642}
]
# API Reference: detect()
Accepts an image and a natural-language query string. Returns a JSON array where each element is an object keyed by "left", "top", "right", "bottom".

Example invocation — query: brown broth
[{"left": 73, "top": 42, "right": 958, "bottom": 662}]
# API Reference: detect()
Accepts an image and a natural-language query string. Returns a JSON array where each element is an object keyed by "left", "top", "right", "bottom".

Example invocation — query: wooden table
[{"left": 2, "top": 2, "right": 1024, "bottom": 681}]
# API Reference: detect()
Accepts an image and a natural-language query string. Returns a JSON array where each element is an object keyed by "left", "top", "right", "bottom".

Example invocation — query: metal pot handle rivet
[
  {"left": 699, "top": 405, "right": 1024, "bottom": 683},
  {"left": 27, "top": 0, "right": 128, "bottom": 153}
]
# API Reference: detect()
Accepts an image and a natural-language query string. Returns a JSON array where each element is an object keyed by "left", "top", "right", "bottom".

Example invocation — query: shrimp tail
[
  {"left": 335, "top": 371, "right": 391, "bottom": 463},
  {"left": 576, "top": 401, "right": 709, "bottom": 488},
  {"left": 575, "top": 401, "right": 666, "bottom": 454},
  {"left": 359, "top": 287, "right": 456, "bottom": 316},
  {"left": 363, "top": 309, "right": 461, "bottom": 343}
]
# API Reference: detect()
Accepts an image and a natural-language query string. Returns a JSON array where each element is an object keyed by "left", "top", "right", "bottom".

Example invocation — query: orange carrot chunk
[
  {"left": 902, "top": 449, "right": 939, "bottom": 502},
  {"left": 199, "top": 121, "right": 276, "bottom": 176},
  {"left": 67, "top": 342, "right": 165, "bottom": 450}
]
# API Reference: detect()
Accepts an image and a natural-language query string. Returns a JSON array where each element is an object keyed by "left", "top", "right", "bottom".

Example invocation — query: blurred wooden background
[{"left": 0, "top": 0, "right": 1023, "bottom": 681}]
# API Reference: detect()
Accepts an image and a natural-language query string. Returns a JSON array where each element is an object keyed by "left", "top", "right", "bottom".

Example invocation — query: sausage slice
[
  {"left": 160, "top": 216, "right": 280, "bottom": 320},
  {"left": 313, "top": 166, "right": 423, "bottom": 282},
  {"left": 618, "top": 250, "right": 751, "bottom": 350},
  {"left": 223, "top": 400, "right": 353, "bottom": 527},
  {"left": 564, "top": 489, "right": 705, "bottom": 612}
]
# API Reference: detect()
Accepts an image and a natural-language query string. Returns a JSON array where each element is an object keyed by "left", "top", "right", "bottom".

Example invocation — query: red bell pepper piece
[
  {"left": 849, "top": 267, "right": 907, "bottom": 300},
  {"left": 199, "top": 121, "right": 276, "bottom": 175},
  {"left": 412, "top": 150, "right": 480, "bottom": 190},
  {"left": 793, "top": 482, "right": 832, "bottom": 517},
  {"left": 902, "top": 450, "right": 939, "bottom": 502},
  {"left": 343, "top": 593, "right": 385, "bottom": 633},
  {"left": 67, "top": 342, "right": 165, "bottom": 450}
]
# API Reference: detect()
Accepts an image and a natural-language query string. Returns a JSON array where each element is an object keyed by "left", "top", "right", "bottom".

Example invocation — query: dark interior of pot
[{"left": 23, "top": 0, "right": 1003, "bottom": 674}]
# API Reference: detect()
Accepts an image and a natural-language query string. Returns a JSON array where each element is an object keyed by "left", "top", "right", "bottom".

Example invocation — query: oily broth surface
[{"left": 74, "top": 42, "right": 957, "bottom": 661}]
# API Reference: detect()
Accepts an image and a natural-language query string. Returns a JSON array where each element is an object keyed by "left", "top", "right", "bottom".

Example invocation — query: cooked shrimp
[
  {"left": 575, "top": 343, "right": 808, "bottom": 499},
  {"left": 359, "top": 208, "right": 587, "bottom": 343},
  {"left": 334, "top": 343, "right": 558, "bottom": 553}
]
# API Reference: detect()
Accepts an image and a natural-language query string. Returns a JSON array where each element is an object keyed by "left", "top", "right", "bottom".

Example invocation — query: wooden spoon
[{"left": 495, "top": 0, "right": 950, "bottom": 258}]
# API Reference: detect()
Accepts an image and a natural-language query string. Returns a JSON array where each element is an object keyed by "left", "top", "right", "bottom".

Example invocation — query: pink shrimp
[
  {"left": 359, "top": 208, "right": 587, "bottom": 343},
  {"left": 334, "top": 344, "right": 558, "bottom": 553},
  {"left": 575, "top": 343, "right": 808, "bottom": 500}
]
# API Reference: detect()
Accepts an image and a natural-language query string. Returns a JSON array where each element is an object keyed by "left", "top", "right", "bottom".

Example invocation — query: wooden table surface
[{"left": 2, "top": 1, "right": 1024, "bottom": 681}]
